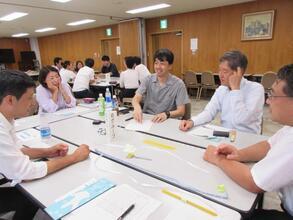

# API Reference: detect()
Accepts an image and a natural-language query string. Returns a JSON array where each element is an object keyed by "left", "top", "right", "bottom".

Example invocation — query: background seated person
[
  {"left": 101, "top": 55, "right": 119, "bottom": 77},
  {"left": 36, "top": 66, "right": 76, "bottom": 113},
  {"left": 132, "top": 48, "right": 189, "bottom": 123},
  {"left": 59, "top": 60, "right": 76, "bottom": 83},
  {"left": 133, "top": 56, "right": 151, "bottom": 83},
  {"left": 72, "top": 58, "right": 97, "bottom": 99},
  {"left": 119, "top": 56, "right": 139, "bottom": 101}
]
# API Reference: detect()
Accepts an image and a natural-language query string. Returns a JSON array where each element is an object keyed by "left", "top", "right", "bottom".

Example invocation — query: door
[
  {"left": 149, "top": 31, "right": 183, "bottom": 78},
  {"left": 101, "top": 38, "right": 121, "bottom": 71}
]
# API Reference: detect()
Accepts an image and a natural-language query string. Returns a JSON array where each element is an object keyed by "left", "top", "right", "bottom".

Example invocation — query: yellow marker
[
  {"left": 143, "top": 140, "right": 176, "bottom": 151},
  {"left": 161, "top": 188, "right": 218, "bottom": 217}
]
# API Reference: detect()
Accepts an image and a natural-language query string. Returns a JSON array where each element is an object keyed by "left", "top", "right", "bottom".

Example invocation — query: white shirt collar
[{"left": 0, "top": 112, "right": 14, "bottom": 132}]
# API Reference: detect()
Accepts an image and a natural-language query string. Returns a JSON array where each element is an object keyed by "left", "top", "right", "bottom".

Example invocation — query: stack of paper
[{"left": 125, "top": 120, "right": 153, "bottom": 132}]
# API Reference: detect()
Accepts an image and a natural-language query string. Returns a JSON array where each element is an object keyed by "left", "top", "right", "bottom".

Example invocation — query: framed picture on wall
[{"left": 241, "top": 10, "right": 275, "bottom": 41}]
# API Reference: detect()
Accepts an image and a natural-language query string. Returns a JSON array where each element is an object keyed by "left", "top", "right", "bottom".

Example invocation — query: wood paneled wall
[
  {"left": 119, "top": 19, "right": 141, "bottom": 70},
  {"left": 0, "top": 38, "right": 31, "bottom": 69},
  {"left": 38, "top": 25, "right": 119, "bottom": 70},
  {"left": 146, "top": 0, "right": 293, "bottom": 75}
]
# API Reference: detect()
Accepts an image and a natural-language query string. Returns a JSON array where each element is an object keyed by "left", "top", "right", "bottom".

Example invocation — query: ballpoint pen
[
  {"left": 117, "top": 203, "right": 135, "bottom": 220},
  {"left": 161, "top": 188, "right": 218, "bottom": 217}
]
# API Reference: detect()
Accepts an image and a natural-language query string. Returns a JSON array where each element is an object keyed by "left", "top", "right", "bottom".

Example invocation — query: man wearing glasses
[{"left": 204, "top": 64, "right": 293, "bottom": 220}]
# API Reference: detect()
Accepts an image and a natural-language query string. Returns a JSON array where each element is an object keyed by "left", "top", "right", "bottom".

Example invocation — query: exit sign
[
  {"left": 160, "top": 19, "right": 168, "bottom": 29},
  {"left": 106, "top": 28, "right": 112, "bottom": 36}
]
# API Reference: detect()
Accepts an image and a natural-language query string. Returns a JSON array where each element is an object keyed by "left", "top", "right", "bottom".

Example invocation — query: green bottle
[{"left": 98, "top": 93, "right": 105, "bottom": 116}]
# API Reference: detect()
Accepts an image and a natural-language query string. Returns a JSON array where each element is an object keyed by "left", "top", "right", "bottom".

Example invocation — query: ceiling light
[
  {"left": 50, "top": 0, "right": 72, "bottom": 3},
  {"left": 12, "top": 33, "right": 29, "bottom": 37},
  {"left": 126, "top": 3, "right": 170, "bottom": 14},
  {"left": 0, "top": 12, "right": 28, "bottom": 21},
  {"left": 35, "top": 27, "right": 56, "bottom": 32},
  {"left": 67, "top": 19, "right": 95, "bottom": 26}
]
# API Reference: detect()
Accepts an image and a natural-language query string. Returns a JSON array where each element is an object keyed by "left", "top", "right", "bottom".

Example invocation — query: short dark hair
[
  {"left": 75, "top": 60, "right": 84, "bottom": 72},
  {"left": 219, "top": 50, "right": 248, "bottom": 72},
  {"left": 101, "top": 55, "right": 110, "bottom": 61},
  {"left": 0, "top": 70, "right": 35, "bottom": 104},
  {"left": 53, "top": 57, "right": 62, "bottom": 65},
  {"left": 84, "top": 58, "right": 94, "bottom": 68},
  {"left": 63, "top": 60, "right": 71, "bottom": 69},
  {"left": 277, "top": 64, "right": 293, "bottom": 97},
  {"left": 133, "top": 56, "right": 141, "bottom": 65},
  {"left": 39, "top": 66, "right": 59, "bottom": 89},
  {"left": 124, "top": 56, "right": 136, "bottom": 69},
  {"left": 153, "top": 48, "right": 174, "bottom": 64}
]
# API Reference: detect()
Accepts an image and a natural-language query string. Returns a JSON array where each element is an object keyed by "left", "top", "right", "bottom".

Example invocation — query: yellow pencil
[{"left": 161, "top": 188, "right": 218, "bottom": 217}]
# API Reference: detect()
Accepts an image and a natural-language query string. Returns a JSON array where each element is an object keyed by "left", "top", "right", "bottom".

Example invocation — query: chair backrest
[
  {"left": 184, "top": 71, "right": 198, "bottom": 85},
  {"left": 201, "top": 71, "right": 215, "bottom": 86},
  {"left": 182, "top": 102, "right": 191, "bottom": 120},
  {"left": 261, "top": 71, "right": 277, "bottom": 90}
]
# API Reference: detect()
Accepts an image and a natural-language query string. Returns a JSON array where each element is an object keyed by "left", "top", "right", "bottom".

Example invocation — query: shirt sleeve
[
  {"left": 191, "top": 88, "right": 222, "bottom": 126},
  {"left": 89, "top": 69, "right": 95, "bottom": 80},
  {"left": 136, "top": 75, "right": 150, "bottom": 96},
  {"left": 251, "top": 142, "right": 293, "bottom": 192},
  {"left": 111, "top": 64, "right": 119, "bottom": 77},
  {"left": 63, "top": 83, "right": 76, "bottom": 108},
  {"left": 36, "top": 86, "right": 59, "bottom": 113},
  {"left": 0, "top": 131, "right": 47, "bottom": 183},
  {"left": 229, "top": 84, "right": 264, "bottom": 131},
  {"left": 175, "top": 81, "right": 190, "bottom": 106}
]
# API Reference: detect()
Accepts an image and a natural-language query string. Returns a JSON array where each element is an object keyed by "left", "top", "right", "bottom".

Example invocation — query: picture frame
[{"left": 241, "top": 10, "right": 275, "bottom": 41}]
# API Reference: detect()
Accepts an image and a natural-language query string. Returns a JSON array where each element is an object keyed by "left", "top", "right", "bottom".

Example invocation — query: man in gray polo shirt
[{"left": 132, "top": 48, "right": 189, "bottom": 123}]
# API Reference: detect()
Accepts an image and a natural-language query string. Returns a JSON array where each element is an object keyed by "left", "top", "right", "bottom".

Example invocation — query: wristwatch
[{"left": 165, "top": 111, "right": 170, "bottom": 119}]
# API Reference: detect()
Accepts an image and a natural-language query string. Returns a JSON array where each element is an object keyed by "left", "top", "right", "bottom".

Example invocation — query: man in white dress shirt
[
  {"left": 52, "top": 57, "right": 63, "bottom": 71},
  {"left": 133, "top": 56, "right": 151, "bottom": 83},
  {"left": 204, "top": 64, "right": 293, "bottom": 220},
  {"left": 180, "top": 50, "right": 264, "bottom": 134},
  {"left": 0, "top": 70, "right": 90, "bottom": 219}
]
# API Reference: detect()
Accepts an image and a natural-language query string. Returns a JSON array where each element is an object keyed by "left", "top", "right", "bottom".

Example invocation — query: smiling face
[
  {"left": 45, "top": 71, "right": 61, "bottom": 88},
  {"left": 154, "top": 58, "right": 172, "bottom": 77}
]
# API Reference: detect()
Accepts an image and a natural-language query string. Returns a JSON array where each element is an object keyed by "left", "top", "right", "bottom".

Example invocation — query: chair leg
[
  {"left": 198, "top": 87, "right": 202, "bottom": 100},
  {"left": 196, "top": 88, "right": 200, "bottom": 100}
]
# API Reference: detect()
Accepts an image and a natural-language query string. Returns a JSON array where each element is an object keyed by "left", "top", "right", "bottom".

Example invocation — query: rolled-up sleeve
[{"left": 136, "top": 75, "right": 150, "bottom": 96}]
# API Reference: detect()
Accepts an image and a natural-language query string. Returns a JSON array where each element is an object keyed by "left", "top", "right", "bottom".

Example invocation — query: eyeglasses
[{"left": 267, "top": 90, "right": 290, "bottom": 100}]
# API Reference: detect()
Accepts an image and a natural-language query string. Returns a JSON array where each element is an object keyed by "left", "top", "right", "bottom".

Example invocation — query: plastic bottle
[
  {"left": 98, "top": 93, "right": 105, "bottom": 117},
  {"left": 105, "top": 88, "right": 112, "bottom": 111},
  {"left": 112, "top": 95, "right": 119, "bottom": 115},
  {"left": 39, "top": 107, "right": 51, "bottom": 139}
]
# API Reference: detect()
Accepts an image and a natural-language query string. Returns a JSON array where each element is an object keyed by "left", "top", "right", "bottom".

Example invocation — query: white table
[
  {"left": 81, "top": 111, "right": 268, "bottom": 149},
  {"left": 17, "top": 128, "right": 241, "bottom": 220},
  {"left": 47, "top": 116, "right": 260, "bottom": 214},
  {"left": 15, "top": 106, "right": 96, "bottom": 132}
]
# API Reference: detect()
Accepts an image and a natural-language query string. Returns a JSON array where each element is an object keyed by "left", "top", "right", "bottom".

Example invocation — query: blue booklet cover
[{"left": 45, "top": 178, "right": 116, "bottom": 220}]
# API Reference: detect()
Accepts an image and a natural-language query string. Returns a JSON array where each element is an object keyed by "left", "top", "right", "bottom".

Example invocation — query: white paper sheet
[
  {"left": 125, "top": 120, "right": 153, "bottom": 132},
  {"left": 65, "top": 184, "right": 161, "bottom": 220}
]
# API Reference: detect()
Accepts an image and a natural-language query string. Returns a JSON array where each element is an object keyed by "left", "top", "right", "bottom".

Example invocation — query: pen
[
  {"left": 161, "top": 188, "right": 218, "bottom": 217},
  {"left": 117, "top": 203, "right": 135, "bottom": 220},
  {"left": 125, "top": 117, "right": 134, "bottom": 121}
]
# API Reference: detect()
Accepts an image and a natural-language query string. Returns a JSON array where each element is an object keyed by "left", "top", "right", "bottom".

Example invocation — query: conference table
[{"left": 17, "top": 128, "right": 241, "bottom": 220}]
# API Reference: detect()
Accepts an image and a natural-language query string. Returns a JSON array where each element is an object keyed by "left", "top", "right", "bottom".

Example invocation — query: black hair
[
  {"left": 0, "top": 70, "right": 35, "bottom": 104},
  {"left": 277, "top": 64, "right": 293, "bottom": 97},
  {"left": 38, "top": 66, "right": 59, "bottom": 89},
  {"left": 153, "top": 48, "right": 174, "bottom": 64},
  {"left": 124, "top": 56, "right": 136, "bottom": 69},
  {"left": 53, "top": 57, "right": 62, "bottom": 65},
  {"left": 75, "top": 60, "right": 84, "bottom": 72},
  {"left": 63, "top": 60, "right": 71, "bottom": 69},
  {"left": 219, "top": 50, "right": 248, "bottom": 72},
  {"left": 133, "top": 56, "right": 142, "bottom": 65},
  {"left": 84, "top": 58, "right": 95, "bottom": 68},
  {"left": 101, "top": 55, "right": 110, "bottom": 61}
]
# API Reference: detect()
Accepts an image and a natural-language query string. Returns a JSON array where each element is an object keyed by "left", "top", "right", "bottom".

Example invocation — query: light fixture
[
  {"left": 126, "top": 3, "right": 170, "bottom": 14},
  {"left": 67, "top": 19, "right": 95, "bottom": 26},
  {"left": 12, "top": 33, "right": 29, "bottom": 37},
  {"left": 35, "top": 27, "right": 56, "bottom": 32},
  {"left": 50, "top": 0, "right": 72, "bottom": 3},
  {"left": 0, "top": 12, "right": 28, "bottom": 21}
]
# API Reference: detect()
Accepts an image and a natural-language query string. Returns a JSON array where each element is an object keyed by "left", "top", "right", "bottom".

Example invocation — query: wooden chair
[
  {"left": 183, "top": 71, "right": 201, "bottom": 100},
  {"left": 198, "top": 71, "right": 218, "bottom": 99}
]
